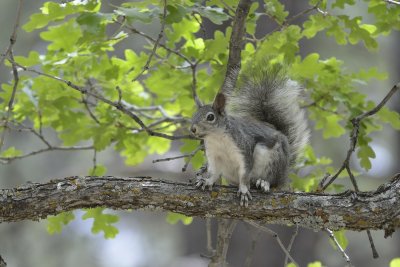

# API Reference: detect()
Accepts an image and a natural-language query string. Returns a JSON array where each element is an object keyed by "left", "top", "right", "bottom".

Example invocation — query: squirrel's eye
[{"left": 206, "top": 113, "right": 215, "bottom": 122}]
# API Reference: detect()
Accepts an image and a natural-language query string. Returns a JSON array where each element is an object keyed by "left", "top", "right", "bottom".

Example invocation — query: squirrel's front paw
[
  {"left": 195, "top": 178, "right": 214, "bottom": 191},
  {"left": 237, "top": 184, "right": 252, "bottom": 207}
]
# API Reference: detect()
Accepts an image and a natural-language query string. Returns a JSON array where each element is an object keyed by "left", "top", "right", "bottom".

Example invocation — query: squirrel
[{"left": 190, "top": 63, "right": 309, "bottom": 206}]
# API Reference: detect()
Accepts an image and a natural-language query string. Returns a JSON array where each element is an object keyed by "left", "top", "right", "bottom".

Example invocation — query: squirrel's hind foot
[
  {"left": 237, "top": 184, "right": 252, "bottom": 207},
  {"left": 256, "top": 179, "right": 270, "bottom": 193}
]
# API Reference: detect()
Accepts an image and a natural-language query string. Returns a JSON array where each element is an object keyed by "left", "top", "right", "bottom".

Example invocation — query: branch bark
[{"left": 1, "top": 174, "right": 399, "bottom": 233}]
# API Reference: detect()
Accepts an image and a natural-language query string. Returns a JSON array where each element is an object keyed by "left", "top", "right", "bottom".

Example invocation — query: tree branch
[
  {"left": 220, "top": 0, "right": 252, "bottom": 93},
  {"left": 1, "top": 174, "right": 399, "bottom": 234}
]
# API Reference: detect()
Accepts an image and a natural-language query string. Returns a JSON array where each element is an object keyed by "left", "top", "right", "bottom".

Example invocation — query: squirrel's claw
[
  {"left": 196, "top": 178, "right": 214, "bottom": 191},
  {"left": 256, "top": 179, "right": 270, "bottom": 193},
  {"left": 237, "top": 185, "right": 252, "bottom": 207}
]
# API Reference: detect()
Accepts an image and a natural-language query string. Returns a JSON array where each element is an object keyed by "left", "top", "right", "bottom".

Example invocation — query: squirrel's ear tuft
[{"left": 213, "top": 93, "right": 226, "bottom": 114}]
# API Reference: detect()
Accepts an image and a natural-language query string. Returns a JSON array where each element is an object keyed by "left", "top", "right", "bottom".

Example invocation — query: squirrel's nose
[{"left": 190, "top": 125, "right": 197, "bottom": 134}]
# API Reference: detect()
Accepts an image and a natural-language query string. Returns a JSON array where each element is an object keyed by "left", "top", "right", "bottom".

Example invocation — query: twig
[
  {"left": 245, "top": 220, "right": 298, "bottom": 267},
  {"left": 152, "top": 145, "right": 203, "bottom": 172},
  {"left": 284, "top": 225, "right": 299, "bottom": 267},
  {"left": 206, "top": 218, "right": 214, "bottom": 255},
  {"left": 0, "top": 0, "right": 23, "bottom": 67},
  {"left": 325, "top": 228, "right": 353, "bottom": 266},
  {"left": 182, "top": 145, "right": 203, "bottom": 172},
  {"left": 209, "top": 219, "right": 237, "bottom": 267},
  {"left": 366, "top": 230, "right": 379, "bottom": 259},
  {"left": 244, "top": 228, "right": 260, "bottom": 267},
  {"left": 0, "top": 145, "right": 94, "bottom": 164},
  {"left": 385, "top": 0, "right": 400, "bottom": 5},
  {"left": 0, "top": 254, "right": 6, "bottom": 267},
  {"left": 0, "top": 50, "right": 20, "bottom": 152},
  {"left": 191, "top": 63, "right": 202, "bottom": 107},
  {"left": 116, "top": 21, "right": 192, "bottom": 64},
  {"left": 131, "top": 0, "right": 167, "bottom": 82},
  {"left": 91, "top": 149, "right": 97, "bottom": 175},
  {"left": 321, "top": 82, "right": 400, "bottom": 190},
  {"left": 220, "top": 0, "right": 252, "bottom": 94}
]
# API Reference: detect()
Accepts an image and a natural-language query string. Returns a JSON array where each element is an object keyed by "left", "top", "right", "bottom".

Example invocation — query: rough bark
[{"left": 0, "top": 174, "right": 399, "bottom": 234}]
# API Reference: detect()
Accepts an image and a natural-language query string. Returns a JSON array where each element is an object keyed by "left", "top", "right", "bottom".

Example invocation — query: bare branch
[
  {"left": 0, "top": 145, "right": 94, "bottom": 164},
  {"left": 284, "top": 225, "right": 299, "bottom": 267},
  {"left": 210, "top": 219, "right": 237, "bottom": 267},
  {"left": 246, "top": 220, "right": 298, "bottom": 266},
  {"left": 116, "top": 21, "right": 192, "bottom": 64},
  {"left": 321, "top": 82, "right": 400, "bottom": 190},
  {"left": 385, "top": 0, "right": 400, "bottom": 5},
  {"left": 152, "top": 145, "right": 203, "bottom": 172},
  {"left": 325, "top": 228, "right": 353, "bottom": 266},
  {"left": 131, "top": 0, "right": 167, "bottom": 82},
  {"left": 0, "top": 0, "right": 23, "bottom": 66},
  {"left": 244, "top": 228, "right": 260, "bottom": 267},
  {"left": 191, "top": 63, "right": 203, "bottom": 107},
  {"left": 220, "top": 0, "right": 252, "bottom": 94}
]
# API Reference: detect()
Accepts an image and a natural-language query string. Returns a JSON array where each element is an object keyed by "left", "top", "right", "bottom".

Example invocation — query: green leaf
[
  {"left": 40, "top": 19, "right": 82, "bottom": 52},
  {"left": 89, "top": 164, "right": 107, "bottom": 176},
  {"left": 194, "top": 5, "right": 229, "bottom": 25},
  {"left": 332, "top": 0, "right": 355, "bottom": 9},
  {"left": 47, "top": 212, "right": 75, "bottom": 234},
  {"left": 378, "top": 107, "right": 400, "bottom": 130},
  {"left": 264, "top": 0, "right": 289, "bottom": 25},
  {"left": 307, "top": 262, "right": 322, "bottom": 267},
  {"left": 1, "top": 147, "right": 22, "bottom": 158},
  {"left": 114, "top": 7, "right": 159, "bottom": 24},
  {"left": 390, "top": 258, "right": 400, "bottom": 267},
  {"left": 14, "top": 51, "right": 41, "bottom": 67},
  {"left": 357, "top": 144, "right": 376, "bottom": 171},
  {"left": 166, "top": 212, "right": 193, "bottom": 225},
  {"left": 82, "top": 208, "right": 119, "bottom": 239},
  {"left": 315, "top": 114, "right": 346, "bottom": 139},
  {"left": 23, "top": 0, "right": 101, "bottom": 32}
]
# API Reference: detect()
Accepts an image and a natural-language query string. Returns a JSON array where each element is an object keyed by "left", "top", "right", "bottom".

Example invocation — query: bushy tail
[{"left": 227, "top": 64, "right": 309, "bottom": 164}]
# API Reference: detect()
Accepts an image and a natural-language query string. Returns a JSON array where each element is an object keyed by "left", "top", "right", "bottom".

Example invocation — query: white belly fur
[{"left": 204, "top": 132, "right": 245, "bottom": 184}]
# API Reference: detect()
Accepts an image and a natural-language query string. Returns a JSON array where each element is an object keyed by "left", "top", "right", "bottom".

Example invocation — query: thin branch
[
  {"left": 385, "top": 0, "right": 400, "bottom": 5},
  {"left": 220, "top": 0, "right": 252, "bottom": 94},
  {"left": 0, "top": 145, "right": 94, "bottom": 164},
  {"left": 366, "top": 230, "right": 379, "bottom": 259},
  {"left": 152, "top": 145, "right": 203, "bottom": 172},
  {"left": 191, "top": 63, "right": 202, "bottom": 107},
  {"left": 209, "top": 219, "right": 237, "bottom": 267},
  {"left": 284, "top": 225, "right": 299, "bottom": 267},
  {"left": 244, "top": 228, "right": 260, "bottom": 267},
  {"left": 131, "top": 0, "right": 167, "bottom": 82},
  {"left": 91, "top": 149, "right": 97, "bottom": 176},
  {"left": 0, "top": 51, "right": 20, "bottom": 152},
  {"left": 325, "top": 228, "right": 353, "bottom": 266},
  {"left": 116, "top": 21, "right": 192, "bottom": 63},
  {"left": 0, "top": 0, "right": 23, "bottom": 67},
  {"left": 246, "top": 220, "right": 298, "bottom": 267},
  {"left": 321, "top": 82, "right": 400, "bottom": 190},
  {"left": 0, "top": 254, "right": 6, "bottom": 267},
  {"left": 206, "top": 218, "right": 214, "bottom": 255}
]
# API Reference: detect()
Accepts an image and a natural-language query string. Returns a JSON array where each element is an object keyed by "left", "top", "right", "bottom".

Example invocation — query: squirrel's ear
[{"left": 212, "top": 93, "right": 226, "bottom": 114}]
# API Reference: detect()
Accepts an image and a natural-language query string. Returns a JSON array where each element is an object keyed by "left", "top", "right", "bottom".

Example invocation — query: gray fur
[{"left": 191, "top": 64, "right": 309, "bottom": 206}]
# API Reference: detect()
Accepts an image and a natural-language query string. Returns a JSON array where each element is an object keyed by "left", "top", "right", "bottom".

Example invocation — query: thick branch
[{"left": 1, "top": 175, "right": 399, "bottom": 232}]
